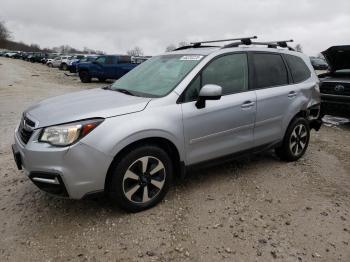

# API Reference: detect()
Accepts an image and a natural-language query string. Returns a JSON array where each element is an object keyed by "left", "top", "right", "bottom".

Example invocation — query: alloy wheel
[
  {"left": 289, "top": 124, "right": 308, "bottom": 156},
  {"left": 122, "top": 156, "right": 166, "bottom": 204}
]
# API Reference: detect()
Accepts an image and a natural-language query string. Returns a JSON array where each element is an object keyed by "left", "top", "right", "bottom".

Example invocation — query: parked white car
[
  {"left": 5, "top": 52, "right": 18, "bottom": 58},
  {"left": 65, "top": 55, "right": 86, "bottom": 70},
  {"left": 47, "top": 55, "right": 71, "bottom": 68}
]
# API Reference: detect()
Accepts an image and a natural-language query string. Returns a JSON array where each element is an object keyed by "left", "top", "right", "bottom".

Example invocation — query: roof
[
  {"left": 167, "top": 45, "right": 301, "bottom": 57},
  {"left": 166, "top": 37, "right": 297, "bottom": 56},
  {"left": 168, "top": 47, "right": 220, "bottom": 56}
]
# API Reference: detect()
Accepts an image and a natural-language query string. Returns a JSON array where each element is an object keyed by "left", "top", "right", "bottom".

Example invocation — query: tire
[
  {"left": 108, "top": 145, "right": 173, "bottom": 212},
  {"left": 275, "top": 117, "right": 310, "bottom": 162},
  {"left": 47, "top": 63, "right": 53, "bottom": 68},
  {"left": 98, "top": 77, "right": 106, "bottom": 82},
  {"left": 61, "top": 63, "right": 68, "bottom": 71},
  {"left": 79, "top": 71, "right": 91, "bottom": 83}
]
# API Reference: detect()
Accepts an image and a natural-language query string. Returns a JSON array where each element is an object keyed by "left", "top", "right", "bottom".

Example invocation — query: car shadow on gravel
[
  {"left": 177, "top": 150, "right": 278, "bottom": 185},
  {"left": 20, "top": 150, "right": 278, "bottom": 223}
]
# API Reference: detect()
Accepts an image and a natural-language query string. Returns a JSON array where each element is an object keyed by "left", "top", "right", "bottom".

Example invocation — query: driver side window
[
  {"left": 182, "top": 53, "right": 248, "bottom": 102},
  {"left": 95, "top": 56, "right": 107, "bottom": 64}
]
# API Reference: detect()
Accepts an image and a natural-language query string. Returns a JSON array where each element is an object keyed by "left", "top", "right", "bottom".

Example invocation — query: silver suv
[{"left": 12, "top": 37, "right": 322, "bottom": 212}]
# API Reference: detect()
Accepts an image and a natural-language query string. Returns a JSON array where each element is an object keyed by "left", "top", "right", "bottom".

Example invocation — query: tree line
[
  {"left": 0, "top": 20, "right": 104, "bottom": 54},
  {"left": 1, "top": 19, "right": 313, "bottom": 57}
]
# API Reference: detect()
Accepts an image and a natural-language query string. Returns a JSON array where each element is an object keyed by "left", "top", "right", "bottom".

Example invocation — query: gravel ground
[{"left": 0, "top": 57, "right": 349, "bottom": 262}]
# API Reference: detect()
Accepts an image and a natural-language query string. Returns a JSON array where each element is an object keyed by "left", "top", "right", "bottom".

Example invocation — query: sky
[{"left": 0, "top": 0, "right": 349, "bottom": 56}]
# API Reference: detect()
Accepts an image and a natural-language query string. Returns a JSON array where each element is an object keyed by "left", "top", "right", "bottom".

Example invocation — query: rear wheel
[
  {"left": 108, "top": 145, "right": 173, "bottom": 212},
  {"left": 61, "top": 63, "right": 68, "bottom": 70},
  {"left": 79, "top": 71, "right": 91, "bottom": 83},
  {"left": 47, "top": 63, "right": 53, "bottom": 67},
  {"left": 275, "top": 117, "right": 310, "bottom": 161}
]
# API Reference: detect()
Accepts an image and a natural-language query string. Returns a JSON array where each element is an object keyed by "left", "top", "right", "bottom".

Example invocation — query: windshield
[
  {"left": 311, "top": 58, "right": 327, "bottom": 65},
  {"left": 111, "top": 54, "right": 204, "bottom": 97}
]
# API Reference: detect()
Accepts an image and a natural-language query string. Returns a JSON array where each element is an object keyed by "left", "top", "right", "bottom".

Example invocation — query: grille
[
  {"left": 320, "top": 81, "right": 350, "bottom": 96},
  {"left": 18, "top": 115, "right": 35, "bottom": 144}
]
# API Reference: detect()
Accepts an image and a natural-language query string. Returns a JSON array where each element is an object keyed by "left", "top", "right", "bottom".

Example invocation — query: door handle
[
  {"left": 288, "top": 91, "right": 297, "bottom": 98},
  {"left": 241, "top": 101, "right": 255, "bottom": 109}
]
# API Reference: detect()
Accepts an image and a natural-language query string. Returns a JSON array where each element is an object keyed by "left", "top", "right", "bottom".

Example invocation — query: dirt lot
[{"left": 0, "top": 57, "right": 349, "bottom": 262}]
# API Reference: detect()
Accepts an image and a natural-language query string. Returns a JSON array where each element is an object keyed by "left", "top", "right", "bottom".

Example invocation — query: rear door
[
  {"left": 181, "top": 53, "right": 257, "bottom": 164},
  {"left": 116, "top": 56, "right": 133, "bottom": 78},
  {"left": 250, "top": 52, "right": 295, "bottom": 146},
  {"left": 104, "top": 56, "right": 118, "bottom": 79}
]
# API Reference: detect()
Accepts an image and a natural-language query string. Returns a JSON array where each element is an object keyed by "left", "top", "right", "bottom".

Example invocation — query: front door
[{"left": 181, "top": 53, "right": 256, "bottom": 165}]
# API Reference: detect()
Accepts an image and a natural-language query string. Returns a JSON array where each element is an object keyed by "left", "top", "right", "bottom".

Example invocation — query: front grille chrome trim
[{"left": 18, "top": 114, "right": 35, "bottom": 144}]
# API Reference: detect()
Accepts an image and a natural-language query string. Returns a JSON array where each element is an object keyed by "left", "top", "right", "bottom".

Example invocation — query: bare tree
[
  {"left": 165, "top": 44, "right": 176, "bottom": 52},
  {"left": 127, "top": 46, "right": 144, "bottom": 56},
  {"left": 0, "top": 20, "right": 11, "bottom": 42},
  {"left": 29, "top": 43, "right": 41, "bottom": 52},
  {"left": 0, "top": 21, "right": 104, "bottom": 54},
  {"left": 294, "top": 44, "right": 303, "bottom": 53}
]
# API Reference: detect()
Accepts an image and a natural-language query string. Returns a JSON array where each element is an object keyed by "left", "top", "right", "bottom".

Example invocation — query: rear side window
[
  {"left": 118, "top": 56, "right": 132, "bottom": 64},
  {"left": 253, "top": 53, "right": 288, "bottom": 89},
  {"left": 284, "top": 54, "right": 311, "bottom": 83},
  {"left": 106, "top": 56, "right": 115, "bottom": 64}
]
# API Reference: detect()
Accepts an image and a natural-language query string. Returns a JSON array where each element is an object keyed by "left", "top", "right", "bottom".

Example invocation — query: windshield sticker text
[{"left": 180, "top": 55, "right": 203, "bottom": 61}]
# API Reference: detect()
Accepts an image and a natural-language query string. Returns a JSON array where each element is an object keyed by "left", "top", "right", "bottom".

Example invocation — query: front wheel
[
  {"left": 79, "top": 71, "right": 91, "bottom": 83},
  {"left": 275, "top": 117, "right": 310, "bottom": 161},
  {"left": 108, "top": 145, "right": 173, "bottom": 212}
]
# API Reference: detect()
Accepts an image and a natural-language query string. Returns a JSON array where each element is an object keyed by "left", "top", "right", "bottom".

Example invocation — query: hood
[
  {"left": 25, "top": 88, "right": 151, "bottom": 128},
  {"left": 68, "top": 58, "right": 80, "bottom": 65},
  {"left": 322, "top": 45, "right": 350, "bottom": 72}
]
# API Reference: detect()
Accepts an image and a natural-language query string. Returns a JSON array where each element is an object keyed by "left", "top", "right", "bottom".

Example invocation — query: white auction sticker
[{"left": 180, "top": 55, "right": 203, "bottom": 61}]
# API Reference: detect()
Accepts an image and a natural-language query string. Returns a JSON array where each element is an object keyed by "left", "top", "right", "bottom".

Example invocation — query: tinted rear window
[
  {"left": 253, "top": 53, "right": 288, "bottom": 89},
  {"left": 285, "top": 54, "right": 311, "bottom": 83}
]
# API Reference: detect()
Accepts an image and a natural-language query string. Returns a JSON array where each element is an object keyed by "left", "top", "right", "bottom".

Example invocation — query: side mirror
[{"left": 195, "top": 84, "right": 222, "bottom": 109}]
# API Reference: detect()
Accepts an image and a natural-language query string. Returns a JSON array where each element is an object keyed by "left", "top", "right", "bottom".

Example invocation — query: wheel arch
[
  {"left": 104, "top": 136, "right": 183, "bottom": 192},
  {"left": 282, "top": 109, "right": 308, "bottom": 136}
]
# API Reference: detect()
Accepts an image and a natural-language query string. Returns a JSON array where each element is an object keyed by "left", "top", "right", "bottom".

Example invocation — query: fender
[{"left": 110, "top": 129, "right": 185, "bottom": 162}]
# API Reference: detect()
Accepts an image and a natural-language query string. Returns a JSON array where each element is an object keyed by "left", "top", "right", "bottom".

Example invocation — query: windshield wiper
[
  {"left": 112, "top": 88, "right": 136, "bottom": 96},
  {"left": 102, "top": 85, "right": 112, "bottom": 90},
  {"left": 102, "top": 85, "right": 135, "bottom": 96}
]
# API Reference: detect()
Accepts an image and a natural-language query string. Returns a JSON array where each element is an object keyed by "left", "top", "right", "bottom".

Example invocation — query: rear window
[
  {"left": 285, "top": 54, "right": 311, "bottom": 83},
  {"left": 253, "top": 53, "right": 289, "bottom": 89}
]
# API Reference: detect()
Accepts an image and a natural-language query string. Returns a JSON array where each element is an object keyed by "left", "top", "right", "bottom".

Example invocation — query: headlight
[{"left": 39, "top": 119, "right": 104, "bottom": 146}]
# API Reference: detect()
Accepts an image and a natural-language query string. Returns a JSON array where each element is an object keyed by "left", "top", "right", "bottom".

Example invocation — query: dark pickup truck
[
  {"left": 77, "top": 55, "right": 138, "bottom": 83},
  {"left": 319, "top": 45, "right": 350, "bottom": 118}
]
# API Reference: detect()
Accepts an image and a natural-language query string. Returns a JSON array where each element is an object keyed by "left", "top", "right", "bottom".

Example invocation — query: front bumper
[
  {"left": 321, "top": 94, "right": 350, "bottom": 117},
  {"left": 67, "top": 65, "right": 77, "bottom": 73},
  {"left": 13, "top": 127, "right": 113, "bottom": 199}
]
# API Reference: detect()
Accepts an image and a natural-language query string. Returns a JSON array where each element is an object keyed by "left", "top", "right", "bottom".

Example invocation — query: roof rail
[
  {"left": 173, "top": 36, "right": 258, "bottom": 51},
  {"left": 223, "top": 39, "right": 295, "bottom": 51},
  {"left": 173, "top": 36, "right": 296, "bottom": 51},
  {"left": 174, "top": 45, "right": 219, "bottom": 51},
  {"left": 190, "top": 36, "right": 257, "bottom": 45}
]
